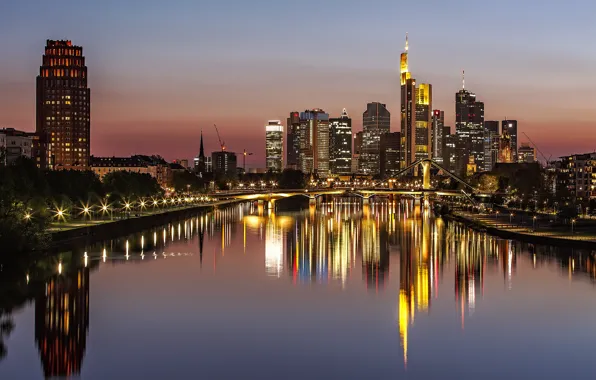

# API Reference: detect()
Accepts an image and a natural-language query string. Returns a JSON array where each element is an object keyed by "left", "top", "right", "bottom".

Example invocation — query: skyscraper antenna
[
  {"left": 462, "top": 70, "right": 465, "bottom": 90},
  {"left": 405, "top": 32, "right": 409, "bottom": 51}
]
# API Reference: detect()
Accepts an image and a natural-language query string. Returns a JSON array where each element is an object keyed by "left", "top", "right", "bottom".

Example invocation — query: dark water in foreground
[{"left": 1, "top": 200, "right": 595, "bottom": 379}]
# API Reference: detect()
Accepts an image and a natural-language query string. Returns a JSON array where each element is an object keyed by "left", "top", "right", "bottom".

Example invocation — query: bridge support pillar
[
  {"left": 362, "top": 196, "right": 370, "bottom": 205},
  {"left": 268, "top": 199, "right": 275, "bottom": 210},
  {"left": 422, "top": 160, "right": 432, "bottom": 190},
  {"left": 309, "top": 196, "right": 317, "bottom": 206}
]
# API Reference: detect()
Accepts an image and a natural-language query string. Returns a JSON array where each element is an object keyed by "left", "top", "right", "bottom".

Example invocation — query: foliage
[
  {"left": 103, "top": 171, "right": 162, "bottom": 199},
  {"left": 46, "top": 170, "right": 104, "bottom": 202},
  {"left": 171, "top": 171, "right": 205, "bottom": 192},
  {"left": 278, "top": 169, "right": 306, "bottom": 189},
  {"left": 476, "top": 173, "right": 499, "bottom": 193}
]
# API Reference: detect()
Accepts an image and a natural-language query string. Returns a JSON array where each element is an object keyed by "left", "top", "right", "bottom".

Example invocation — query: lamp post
[
  {"left": 571, "top": 218, "right": 576, "bottom": 233},
  {"left": 532, "top": 215, "right": 537, "bottom": 231}
]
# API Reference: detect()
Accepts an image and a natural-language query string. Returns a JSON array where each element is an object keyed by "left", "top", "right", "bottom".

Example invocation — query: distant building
[
  {"left": 36, "top": 40, "right": 90, "bottom": 170},
  {"left": 0, "top": 128, "right": 33, "bottom": 165},
  {"left": 286, "top": 112, "right": 300, "bottom": 169},
  {"left": 361, "top": 102, "right": 390, "bottom": 175},
  {"left": 502, "top": 120, "right": 518, "bottom": 162},
  {"left": 90, "top": 155, "right": 171, "bottom": 187},
  {"left": 518, "top": 142, "right": 536, "bottom": 163},
  {"left": 265, "top": 120, "right": 283, "bottom": 172},
  {"left": 298, "top": 109, "right": 330, "bottom": 177},
  {"left": 329, "top": 109, "right": 352, "bottom": 176},
  {"left": 498, "top": 130, "right": 513, "bottom": 163},
  {"left": 380, "top": 132, "right": 401, "bottom": 178},
  {"left": 443, "top": 127, "right": 456, "bottom": 172},
  {"left": 483, "top": 121, "right": 500, "bottom": 171},
  {"left": 173, "top": 159, "right": 189, "bottom": 169},
  {"left": 556, "top": 153, "right": 596, "bottom": 204},
  {"left": 415, "top": 83, "right": 432, "bottom": 161},
  {"left": 400, "top": 34, "right": 416, "bottom": 167},
  {"left": 455, "top": 73, "right": 484, "bottom": 176},
  {"left": 431, "top": 110, "right": 444, "bottom": 164},
  {"left": 212, "top": 151, "right": 237, "bottom": 177},
  {"left": 352, "top": 131, "right": 363, "bottom": 174}
]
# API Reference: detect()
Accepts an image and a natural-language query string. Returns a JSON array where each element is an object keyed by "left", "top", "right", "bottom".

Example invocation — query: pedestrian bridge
[{"left": 211, "top": 159, "right": 487, "bottom": 207}]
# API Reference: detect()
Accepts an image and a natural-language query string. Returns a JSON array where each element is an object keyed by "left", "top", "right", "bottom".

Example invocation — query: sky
[{"left": 0, "top": 0, "right": 595, "bottom": 166}]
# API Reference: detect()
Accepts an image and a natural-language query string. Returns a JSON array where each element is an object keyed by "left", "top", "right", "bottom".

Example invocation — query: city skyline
[{"left": 1, "top": 1, "right": 595, "bottom": 165}]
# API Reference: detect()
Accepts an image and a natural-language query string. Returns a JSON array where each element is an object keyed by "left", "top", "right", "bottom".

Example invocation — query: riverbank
[
  {"left": 49, "top": 199, "right": 241, "bottom": 249},
  {"left": 447, "top": 211, "right": 596, "bottom": 249}
]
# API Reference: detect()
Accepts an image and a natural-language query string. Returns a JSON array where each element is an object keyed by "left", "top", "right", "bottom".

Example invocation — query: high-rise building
[
  {"left": 431, "top": 110, "right": 444, "bottom": 164},
  {"left": 415, "top": 84, "right": 432, "bottom": 161},
  {"left": 442, "top": 126, "right": 455, "bottom": 172},
  {"left": 36, "top": 40, "right": 90, "bottom": 170},
  {"left": 380, "top": 132, "right": 402, "bottom": 178},
  {"left": 502, "top": 120, "right": 518, "bottom": 162},
  {"left": 361, "top": 102, "right": 390, "bottom": 175},
  {"left": 499, "top": 131, "right": 513, "bottom": 163},
  {"left": 265, "top": 120, "right": 283, "bottom": 172},
  {"left": 518, "top": 142, "right": 536, "bottom": 163},
  {"left": 212, "top": 151, "right": 237, "bottom": 177},
  {"left": 483, "top": 121, "right": 500, "bottom": 171},
  {"left": 329, "top": 109, "right": 352, "bottom": 176},
  {"left": 286, "top": 112, "right": 300, "bottom": 169},
  {"left": 443, "top": 128, "right": 456, "bottom": 173},
  {"left": 297, "top": 109, "right": 330, "bottom": 177},
  {"left": 400, "top": 34, "right": 416, "bottom": 167},
  {"left": 353, "top": 131, "right": 363, "bottom": 173},
  {"left": 455, "top": 72, "right": 484, "bottom": 176}
]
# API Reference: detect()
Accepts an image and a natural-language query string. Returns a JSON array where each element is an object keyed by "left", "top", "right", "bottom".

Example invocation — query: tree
[
  {"left": 279, "top": 169, "right": 305, "bottom": 189},
  {"left": 45, "top": 170, "right": 104, "bottom": 202},
  {"left": 103, "top": 171, "right": 162, "bottom": 199},
  {"left": 171, "top": 171, "right": 204, "bottom": 193}
]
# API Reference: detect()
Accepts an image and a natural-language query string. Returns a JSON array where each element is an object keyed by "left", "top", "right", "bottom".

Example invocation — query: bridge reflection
[{"left": 2, "top": 201, "right": 596, "bottom": 376}]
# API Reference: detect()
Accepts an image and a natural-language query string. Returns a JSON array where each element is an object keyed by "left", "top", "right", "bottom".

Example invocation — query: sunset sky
[{"left": 0, "top": 0, "right": 595, "bottom": 166}]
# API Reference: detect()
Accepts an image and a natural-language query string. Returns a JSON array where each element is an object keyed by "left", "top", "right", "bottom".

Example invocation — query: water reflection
[{"left": 1, "top": 200, "right": 596, "bottom": 378}]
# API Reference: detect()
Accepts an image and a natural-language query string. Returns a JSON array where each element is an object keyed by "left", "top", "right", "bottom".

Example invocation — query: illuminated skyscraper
[
  {"left": 380, "top": 132, "right": 402, "bottom": 178},
  {"left": 455, "top": 72, "right": 484, "bottom": 176},
  {"left": 400, "top": 34, "right": 416, "bottom": 167},
  {"left": 415, "top": 83, "right": 432, "bottom": 161},
  {"left": 265, "top": 120, "right": 283, "bottom": 172},
  {"left": 36, "top": 40, "right": 90, "bottom": 170},
  {"left": 329, "top": 109, "right": 352, "bottom": 175},
  {"left": 361, "top": 102, "right": 390, "bottom": 175},
  {"left": 431, "top": 110, "right": 444, "bottom": 164},
  {"left": 483, "top": 121, "right": 500, "bottom": 171},
  {"left": 286, "top": 112, "right": 300, "bottom": 169},
  {"left": 518, "top": 142, "right": 536, "bottom": 163},
  {"left": 353, "top": 131, "right": 363, "bottom": 173},
  {"left": 298, "top": 109, "right": 330, "bottom": 177},
  {"left": 502, "top": 120, "right": 518, "bottom": 162}
]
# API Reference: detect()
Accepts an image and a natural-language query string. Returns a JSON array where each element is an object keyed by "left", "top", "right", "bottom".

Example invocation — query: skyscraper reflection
[{"left": 35, "top": 267, "right": 89, "bottom": 378}]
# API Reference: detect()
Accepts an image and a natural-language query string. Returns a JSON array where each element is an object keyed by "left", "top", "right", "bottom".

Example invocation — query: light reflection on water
[{"left": 1, "top": 200, "right": 596, "bottom": 379}]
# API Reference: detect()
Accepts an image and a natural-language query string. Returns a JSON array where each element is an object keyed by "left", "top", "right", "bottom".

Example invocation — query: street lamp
[
  {"left": 532, "top": 215, "right": 537, "bottom": 230},
  {"left": 510, "top": 213, "right": 514, "bottom": 223},
  {"left": 571, "top": 218, "right": 576, "bottom": 233}
]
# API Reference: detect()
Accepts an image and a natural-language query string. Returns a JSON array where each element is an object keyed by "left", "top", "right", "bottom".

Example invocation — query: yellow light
[{"left": 24, "top": 213, "right": 31, "bottom": 220}]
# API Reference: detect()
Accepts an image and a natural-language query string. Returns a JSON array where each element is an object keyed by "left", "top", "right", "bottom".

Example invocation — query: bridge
[{"left": 212, "top": 159, "right": 489, "bottom": 208}]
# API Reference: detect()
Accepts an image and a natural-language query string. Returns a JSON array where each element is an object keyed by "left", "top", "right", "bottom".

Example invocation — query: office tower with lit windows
[
  {"left": 431, "top": 110, "right": 444, "bottom": 164},
  {"left": 415, "top": 84, "right": 432, "bottom": 161},
  {"left": 380, "top": 132, "right": 402, "bottom": 178},
  {"left": 286, "top": 111, "right": 300, "bottom": 169},
  {"left": 400, "top": 34, "right": 416, "bottom": 167},
  {"left": 455, "top": 72, "right": 484, "bottom": 176},
  {"left": 518, "top": 142, "right": 536, "bottom": 163},
  {"left": 265, "top": 120, "right": 283, "bottom": 172},
  {"left": 329, "top": 109, "right": 352, "bottom": 176},
  {"left": 483, "top": 121, "right": 500, "bottom": 171},
  {"left": 443, "top": 126, "right": 456, "bottom": 172},
  {"left": 361, "top": 102, "right": 390, "bottom": 175},
  {"left": 502, "top": 120, "right": 518, "bottom": 162},
  {"left": 353, "top": 131, "right": 363, "bottom": 173},
  {"left": 298, "top": 109, "right": 330, "bottom": 177},
  {"left": 212, "top": 151, "right": 237, "bottom": 177},
  {"left": 36, "top": 40, "right": 90, "bottom": 170}
]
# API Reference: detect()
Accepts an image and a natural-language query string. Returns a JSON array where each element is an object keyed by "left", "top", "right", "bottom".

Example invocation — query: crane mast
[{"left": 213, "top": 124, "right": 225, "bottom": 151}]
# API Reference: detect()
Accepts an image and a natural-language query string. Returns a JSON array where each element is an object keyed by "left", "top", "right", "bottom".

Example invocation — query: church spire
[
  {"left": 405, "top": 32, "right": 409, "bottom": 51},
  {"left": 462, "top": 70, "right": 465, "bottom": 90},
  {"left": 199, "top": 129, "right": 205, "bottom": 158}
]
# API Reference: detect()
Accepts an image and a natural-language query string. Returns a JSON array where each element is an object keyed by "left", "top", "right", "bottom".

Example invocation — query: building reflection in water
[
  {"left": 8, "top": 201, "right": 596, "bottom": 376},
  {"left": 35, "top": 266, "right": 89, "bottom": 378}
]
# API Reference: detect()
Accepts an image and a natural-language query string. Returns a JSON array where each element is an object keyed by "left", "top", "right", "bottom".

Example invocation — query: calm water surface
[{"left": 1, "top": 200, "right": 596, "bottom": 379}]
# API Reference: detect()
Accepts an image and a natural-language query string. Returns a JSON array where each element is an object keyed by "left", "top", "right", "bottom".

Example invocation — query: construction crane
[
  {"left": 243, "top": 149, "right": 253, "bottom": 172},
  {"left": 213, "top": 124, "right": 226, "bottom": 151},
  {"left": 522, "top": 132, "right": 551, "bottom": 165}
]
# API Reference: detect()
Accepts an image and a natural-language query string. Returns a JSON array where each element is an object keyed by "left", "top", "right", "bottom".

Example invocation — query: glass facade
[
  {"left": 265, "top": 121, "right": 284, "bottom": 172},
  {"left": 329, "top": 109, "right": 352, "bottom": 176}
]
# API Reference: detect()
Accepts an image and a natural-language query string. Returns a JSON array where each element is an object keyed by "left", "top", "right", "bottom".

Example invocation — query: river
[{"left": 1, "top": 199, "right": 595, "bottom": 379}]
